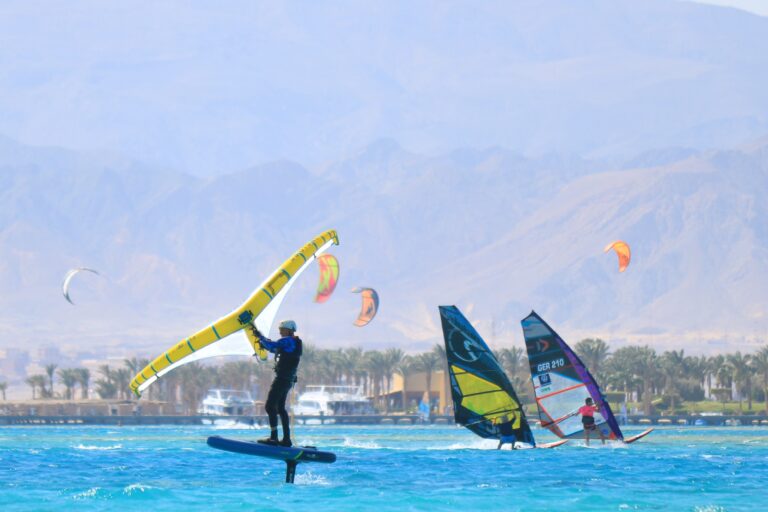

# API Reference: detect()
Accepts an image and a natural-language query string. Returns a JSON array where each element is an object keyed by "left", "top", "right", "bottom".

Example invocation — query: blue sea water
[{"left": 1, "top": 424, "right": 766, "bottom": 511}]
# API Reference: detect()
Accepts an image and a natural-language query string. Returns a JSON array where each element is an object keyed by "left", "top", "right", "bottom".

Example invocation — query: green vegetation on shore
[{"left": 7, "top": 341, "right": 768, "bottom": 417}]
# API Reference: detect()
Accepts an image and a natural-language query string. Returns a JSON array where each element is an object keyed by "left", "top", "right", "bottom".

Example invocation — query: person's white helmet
[{"left": 278, "top": 319, "right": 297, "bottom": 331}]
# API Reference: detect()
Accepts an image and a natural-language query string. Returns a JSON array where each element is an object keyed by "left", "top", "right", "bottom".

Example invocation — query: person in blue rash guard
[
  {"left": 495, "top": 412, "right": 521, "bottom": 450},
  {"left": 252, "top": 320, "right": 303, "bottom": 447}
]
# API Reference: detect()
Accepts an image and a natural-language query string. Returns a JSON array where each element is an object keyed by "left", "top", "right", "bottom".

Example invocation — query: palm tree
[
  {"left": 44, "top": 363, "right": 57, "bottom": 398},
  {"left": 395, "top": 355, "right": 417, "bottom": 412},
  {"left": 684, "top": 355, "right": 709, "bottom": 399},
  {"left": 177, "top": 363, "right": 216, "bottom": 414},
  {"left": 364, "top": 350, "right": 387, "bottom": 411},
  {"left": 160, "top": 369, "right": 180, "bottom": 404},
  {"left": 342, "top": 347, "right": 366, "bottom": 388},
  {"left": 713, "top": 362, "right": 734, "bottom": 410},
  {"left": 299, "top": 344, "right": 320, "bottom": 391},
  {"left": 123, "top": 358, "right": 149, "bottom": 397},
  {"left": 660, "top": 350, "right": 685, "bottom": 412},
  {"left": 330, "top": 349, "right": 349, "bottom": 384},
  {"left": 26, "top": 375, "right": 47, "bottom": 399},
  {"left": 253, "top": 359, "right": 274, "bottom": 403},
  {"left": 25, "top": 376, "right": 36, "bottom": 399},
  {"left": 57, "top": 368, "right": 79, "bottom": 400},
  {"left": 708, "top": 354, "right": 726, "bottom": 399},
  {"left": 574, "top": 338, "right": 610, "bottom": 381},
  {"left": 634, "top": 347, "right": 658, "bottom": 415},
  {"left": 219, "top": 361, "right": 255, "bottom": 391},
  {"left": 95, "top": 365, "right": 118, "bottom": 399},
  {"left": 715, "top": 361, "right": 733, "bottom": 398},
  {"left": 114, "top": 368, "right": 132, "bottom": 400},
  {"left": 433, "top": 344, "right": 450, "bottom": 413},
  {"left": 0, "top": 381, "right": 6, "bottom": 400},
  {"left": 124, "top": 357, "right": 143, "bottom": 375},
  {"left": 752, "top": 346, "right": 768, "bottom": 415},
  {"left": 727, "top": 352, "right": 753, "bottom": 412},
  {"left": 414, "top": 352, "right": 440, "bottom": 402},
  {"left": 498, "top": 347, "right": 525, "bottom": 380},
  {"left": 318, "top": 350, "right": 332, "bottom": 384},
  {"left": 606, "top": 346, "right": 642, "bottom": 403},
  {"left": 75, "top": 368, "right": 91, "bottom": 399},
  {"left": 381, "top": 349, "right": 404, "bottom": 413},
  {"left": 95, "top": 380, "right": 118, "bottom": 399},
  {"left": 497, "top": 346, "right": 532, "bottom": 400}
]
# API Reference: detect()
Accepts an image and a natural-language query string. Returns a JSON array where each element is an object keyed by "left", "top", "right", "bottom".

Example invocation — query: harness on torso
[{"left": 274, "top": 336, "right": 303, "bottom": 380}]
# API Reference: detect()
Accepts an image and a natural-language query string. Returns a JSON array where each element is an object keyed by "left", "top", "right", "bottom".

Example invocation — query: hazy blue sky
[
  {"left": 1, "top": 0, "right": 766, "bottom": 174},
  {"left": 687, "top": 0, "right": 768, "bottom": 16}
]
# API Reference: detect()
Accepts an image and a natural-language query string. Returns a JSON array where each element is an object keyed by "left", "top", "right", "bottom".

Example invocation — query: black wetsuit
[
  {"left": 259, "top": 334, "right": 302, "bottom": 442},
  {"left": 497, "top": 415, "right": 520, "bottom": 449}
]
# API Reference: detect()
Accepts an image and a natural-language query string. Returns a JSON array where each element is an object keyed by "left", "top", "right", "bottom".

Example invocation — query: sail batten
[{"left": 521, "top": 310, "right": 623, "bottom": 441}]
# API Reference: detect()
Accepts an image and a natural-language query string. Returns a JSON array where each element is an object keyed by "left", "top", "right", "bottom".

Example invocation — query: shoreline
[{"left": 1, "top": 414, "right": 766, "bottom": 427}]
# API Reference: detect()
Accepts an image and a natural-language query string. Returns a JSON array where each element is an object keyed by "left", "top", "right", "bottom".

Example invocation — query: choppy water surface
[{"left": 1, "top": 424, "right": 766, "bottom": 511}]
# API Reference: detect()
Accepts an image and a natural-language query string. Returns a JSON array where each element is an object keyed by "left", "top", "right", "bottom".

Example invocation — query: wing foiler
[{"left": 130, "top": 230, "right": 339, "bottom": 397}]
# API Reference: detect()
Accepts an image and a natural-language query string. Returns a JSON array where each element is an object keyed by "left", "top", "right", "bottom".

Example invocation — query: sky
[
  {"left": 686, "top": 0, "right": 768, "bottom": 16},
  {"left": 0, "top": 0, "right": 767, "bottom": 175}
]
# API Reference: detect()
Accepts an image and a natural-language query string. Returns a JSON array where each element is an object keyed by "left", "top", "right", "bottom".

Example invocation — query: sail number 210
[{"left": 537, "top": 358, "right": 566, "bottom": 373}]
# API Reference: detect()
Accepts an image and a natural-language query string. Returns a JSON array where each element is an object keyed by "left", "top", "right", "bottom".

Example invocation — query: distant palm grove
[{"left": 7, "top": 341, "right": 768, "bottom": 416}]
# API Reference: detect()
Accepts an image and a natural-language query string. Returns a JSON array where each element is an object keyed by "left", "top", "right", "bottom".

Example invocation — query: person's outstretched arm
[{"left": 253, "top": 329, "right": 280, "bottom": 353}]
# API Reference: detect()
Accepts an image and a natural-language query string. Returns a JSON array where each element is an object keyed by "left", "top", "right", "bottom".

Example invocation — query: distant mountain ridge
[{"left": 1, "top": 135, "right": 767, "bottom": 356}]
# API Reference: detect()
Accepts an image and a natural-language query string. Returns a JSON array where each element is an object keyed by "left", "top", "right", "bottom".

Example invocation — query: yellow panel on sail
[
  {"left": 130, "top": 230, "right": 339, "bottom": 397},
  {"left": 452, "top": 364, "right": 521, "bottom": 427}
]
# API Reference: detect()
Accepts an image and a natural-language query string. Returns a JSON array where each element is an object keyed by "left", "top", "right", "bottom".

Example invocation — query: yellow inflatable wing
[{"left": 130, "top": 229, "right": 339, "bottom": 397}]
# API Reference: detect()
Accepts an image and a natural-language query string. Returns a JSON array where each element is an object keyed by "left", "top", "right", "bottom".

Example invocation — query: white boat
[
  {"left": 199, "top": 389, "right": 256, "bottom": 417},
  {"left": 292, "top": 385, "right": 375, "bottom": 419}
]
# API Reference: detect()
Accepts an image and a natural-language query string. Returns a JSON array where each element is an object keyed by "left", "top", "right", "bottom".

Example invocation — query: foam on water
[
  {"left": 342, "top": 437, "right": 381, "bottom": 449},
  {"left": 212, "top": 421, "right": 257, "bottom": 430},
  {"left": 123, "top": 483, "right": 156, "bottom": 495},
  {"left": 571, "top": 440, "right": 628, "bottom": 449},
  {"left": 440, "top": 438, "right": 498, "bottom": 450},
  {"left": 294, "top": 471, "right": 332, "bottom": 486},
  {"left": 74, "top": 444, "right": 123, "bottom": 451},
  {"left": 72, "top": 487, "right": 101, "bottom": 500}
]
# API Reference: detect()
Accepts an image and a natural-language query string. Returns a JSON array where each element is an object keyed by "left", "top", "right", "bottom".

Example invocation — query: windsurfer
[
  {"left": 496, "top": 413, "right": 521, "bottom": 450},
  {"left": 579, "top": 397, "right": 606, "bottom": 446},
  {"left": 253, "top": 320, "right": 303, "bottom": 447}
]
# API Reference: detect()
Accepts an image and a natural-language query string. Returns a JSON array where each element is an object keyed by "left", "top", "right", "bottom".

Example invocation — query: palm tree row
[
  {"left": 24, "top": 365, "right": 92, "bottom": 400},
  {"left": 17, "top": 348, "right": 443, "bottom": 415},
  {"left": 577, "top": 341, "right": 768, "bottom": 415},
  {"left": 17, "top": 343, "right": 768, "bottom": 417}
]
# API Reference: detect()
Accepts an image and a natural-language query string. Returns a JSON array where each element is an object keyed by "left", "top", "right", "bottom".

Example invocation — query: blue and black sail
[{"left": 439, "top": 305, "right": 535, "bottom": 445}]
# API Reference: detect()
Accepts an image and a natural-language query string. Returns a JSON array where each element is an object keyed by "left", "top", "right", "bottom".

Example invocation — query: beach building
[{"left": 379, "top": 370, "right": 450, "bottom": 413}]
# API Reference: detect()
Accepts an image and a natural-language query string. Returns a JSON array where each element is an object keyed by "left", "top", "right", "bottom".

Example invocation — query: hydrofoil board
[{"left": 207, "top": 435, "right": 336, "bottom": 483}]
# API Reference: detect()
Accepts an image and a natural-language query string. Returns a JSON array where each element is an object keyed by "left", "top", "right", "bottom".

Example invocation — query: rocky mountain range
[{"left": 1, "top": 134, "right": 767, "bottom": 357}]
